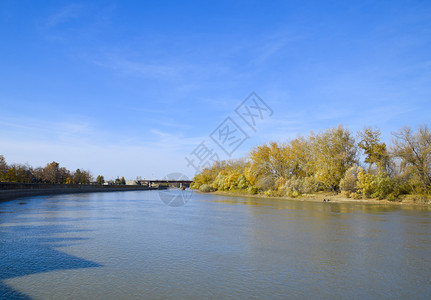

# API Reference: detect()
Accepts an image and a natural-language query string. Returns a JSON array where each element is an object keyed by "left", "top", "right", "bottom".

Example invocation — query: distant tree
[
  {"left": 73, "top": 169, "right": 82, "bottom": 184},
  {"left": 58, "top": 167, "right": 71, "bottom": 184},
  {"left": 10, "top": 163, "right": 33, "bottom": 183},
  {"left": 43, "top": 161, "right": 60, "bottom": 184},
  {"left": 5, "top": 168, "right": 16, "bottom": 182},
  {"left": 32, "top": 167, "right": 44, "bottom": 183},
  {"left": 80, "top": 170, "right": 92, "bottom": 184},
  {"left": 73, "top": 169, "right": 91, "bottom": 184},
  {"left": 0, "top": 155, "right": 8, "bottom": 182},
  {"left": 120, "top": 176, "right": 126, "bottom": 185},
  {"left": 96, "top": 175, "right": 105, "bottom": 185}
]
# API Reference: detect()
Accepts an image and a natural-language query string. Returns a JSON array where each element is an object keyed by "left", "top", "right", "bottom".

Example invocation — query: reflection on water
[{"left": 1, "top": 191, "right": 431, "bottom": 299}]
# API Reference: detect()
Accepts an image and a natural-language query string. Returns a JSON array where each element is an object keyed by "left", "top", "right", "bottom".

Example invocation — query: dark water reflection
[{"left": 1, "top": 191, "right": 431, "bottom": 299}]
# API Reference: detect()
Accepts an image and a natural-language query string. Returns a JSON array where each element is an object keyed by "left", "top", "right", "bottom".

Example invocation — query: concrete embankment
[{"left": 0, "top": 183, "right": 158, "bottom": 202}]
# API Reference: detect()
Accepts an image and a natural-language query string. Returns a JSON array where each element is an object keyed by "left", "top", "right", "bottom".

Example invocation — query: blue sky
[{"left": 0, "top": 0, "right": 430, "bottom": 180}]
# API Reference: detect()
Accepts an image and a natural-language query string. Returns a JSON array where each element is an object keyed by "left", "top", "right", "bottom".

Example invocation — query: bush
[
  {"left": 264, "top": 189, "right": 284, "bottom": 197},
  {"left": 247, "top": 186, "right": 258, "bottom": 194},
  {"left": 212, "top": 173, "right": 227, "bottom": 191},
  {"left": 285, "top": 187, "right": 301, "bottom": 198},
  {"left": 256, "top": 176, "right": 276, "bottom": 191},
  {"left": 279, "top": 176, "right": 319, "bottom": 197},
  {"left": 372, "top": 173, "right": 393, "bottom": 199},
  {"left": 340, "top": 165, "right": 362, "bottom": 193},
  {"left": 236, "top": 174, "right": 250, "bottom": 190},
  {"left": 199, "top": 184, "right": 214, "bottom": 193},
  {"left": 356, "top": 170, "right": 394, "bottom": 199},
  {"left": 350, "top": 192, "right": 362, "bottom": 199}
]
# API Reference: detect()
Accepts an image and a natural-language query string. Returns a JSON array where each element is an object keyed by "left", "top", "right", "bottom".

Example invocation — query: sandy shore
[{"left": 199, "top": 190, "right": 431, "bottom": 206}]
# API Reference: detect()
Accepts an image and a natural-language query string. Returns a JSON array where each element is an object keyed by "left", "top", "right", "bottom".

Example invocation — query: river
[{"left": 1, "top": 190, "right": 431, "bottom": 299}]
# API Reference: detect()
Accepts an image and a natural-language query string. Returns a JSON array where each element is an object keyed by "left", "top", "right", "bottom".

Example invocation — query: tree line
[
  {"left": 191, "top": 124, "right": 431, "bottom": 201},
  {"left": 0, "top": 157, "right": 106, "bottom": 185}
]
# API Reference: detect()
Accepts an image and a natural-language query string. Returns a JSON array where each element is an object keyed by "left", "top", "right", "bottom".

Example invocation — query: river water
[{"left": 1, "top": 190, "right": 431, "bottom": 299}]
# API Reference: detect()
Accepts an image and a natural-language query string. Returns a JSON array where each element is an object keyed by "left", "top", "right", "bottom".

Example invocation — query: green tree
[
  {"left": 0, "top": 155, "right": 9, "bottom": 182},
  {"left": 5, "top": 168, "right": 17, "bottom": 182},
  {"left": 96, "top": 175, "right": 105, "bottom": 185},
  {"left": 11, "top": 164, "right": 33, "bottom": 183},
  {"left": 73, "top": 169, "right": 91, "bottom": 184}
]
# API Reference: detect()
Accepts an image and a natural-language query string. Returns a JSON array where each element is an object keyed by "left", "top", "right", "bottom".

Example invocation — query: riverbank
[
  {"left": 198, "top": 190, "right": 431, "bottom": 206},
  {"left": 0, "top": 183, "right": 162, "bottom": 202}
]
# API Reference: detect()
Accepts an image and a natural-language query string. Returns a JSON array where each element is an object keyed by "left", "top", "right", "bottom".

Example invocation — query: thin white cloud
[
  {"left": 46, "top": 4, "right": 84, "bottom": 28},
  {"left": 0, "top": 117, "right": 99, "bottom": 143},
  {"left": 92, "top": 54, "right": 208, "bottom": 81},
  {"left": 248, "top": 34, "right": 305, "bottom": 66}
]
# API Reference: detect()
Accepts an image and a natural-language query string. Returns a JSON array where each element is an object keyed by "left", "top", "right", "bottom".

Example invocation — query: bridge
[{"left": 126, "top": 180, "right": 193, "bottom": 188}]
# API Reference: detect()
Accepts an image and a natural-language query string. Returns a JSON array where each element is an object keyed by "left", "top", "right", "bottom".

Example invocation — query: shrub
[
  {"left": 199, "top": 184, "right": 214, "bottom": 193},
  {"left": 340, "top": 165, "right": 362, "bottom": 193},
  {"left": 247, "top": 186, "right": 258, "bottom": 194},
  {"left": 280, "top": 176, "right": 319, "bottom": 197},
  {"left": 371, "top": 173, "right": 393, "bottom": 199},
  {"left": 236, "top": 174, "right": 250, "bottom": 189},
  {"left": 256, "top": 176, "right": 276, "bottom": 191},
  {"left": 356, "top": 170, "right": 394, "bottom": 199},
  {"left": 350, "top": 192, "right": 362, "bottom": 199},
  {"left": 285, "top": 187, "right": 301, "bottom": 198}
]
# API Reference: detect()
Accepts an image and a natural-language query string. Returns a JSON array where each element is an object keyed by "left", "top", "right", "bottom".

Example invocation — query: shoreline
[{"left": 197, "top": 190, "right": 431, "bottom": 206}]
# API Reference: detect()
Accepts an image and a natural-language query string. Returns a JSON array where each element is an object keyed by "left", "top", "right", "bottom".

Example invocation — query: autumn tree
[
  {"left": 392, "top": 125, "right": 431, "bottom": 194},
  {"left": 358, "top": 127, "right": 390, "bottom": 173},
  {"left": 288, "top": 136, "right": 314, "bottom": 177},
  {"left": 43, "top": 161, "right": 61, "bottom": 184},
  {"left": 310, "top": 125, "right": 358, "bottom": 192},
  {"left": 249, "top": 142, "right": 296, "bottom": 190}
]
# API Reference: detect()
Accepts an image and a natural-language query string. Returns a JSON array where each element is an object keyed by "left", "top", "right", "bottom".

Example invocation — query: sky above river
[{"left": 1, "top": 0, "right": 430, "bottom": 180}]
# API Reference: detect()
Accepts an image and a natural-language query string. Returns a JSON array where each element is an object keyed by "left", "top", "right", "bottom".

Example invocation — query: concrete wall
[{"left": 0, "top": 183, "right": 155, "bottom": 202}]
